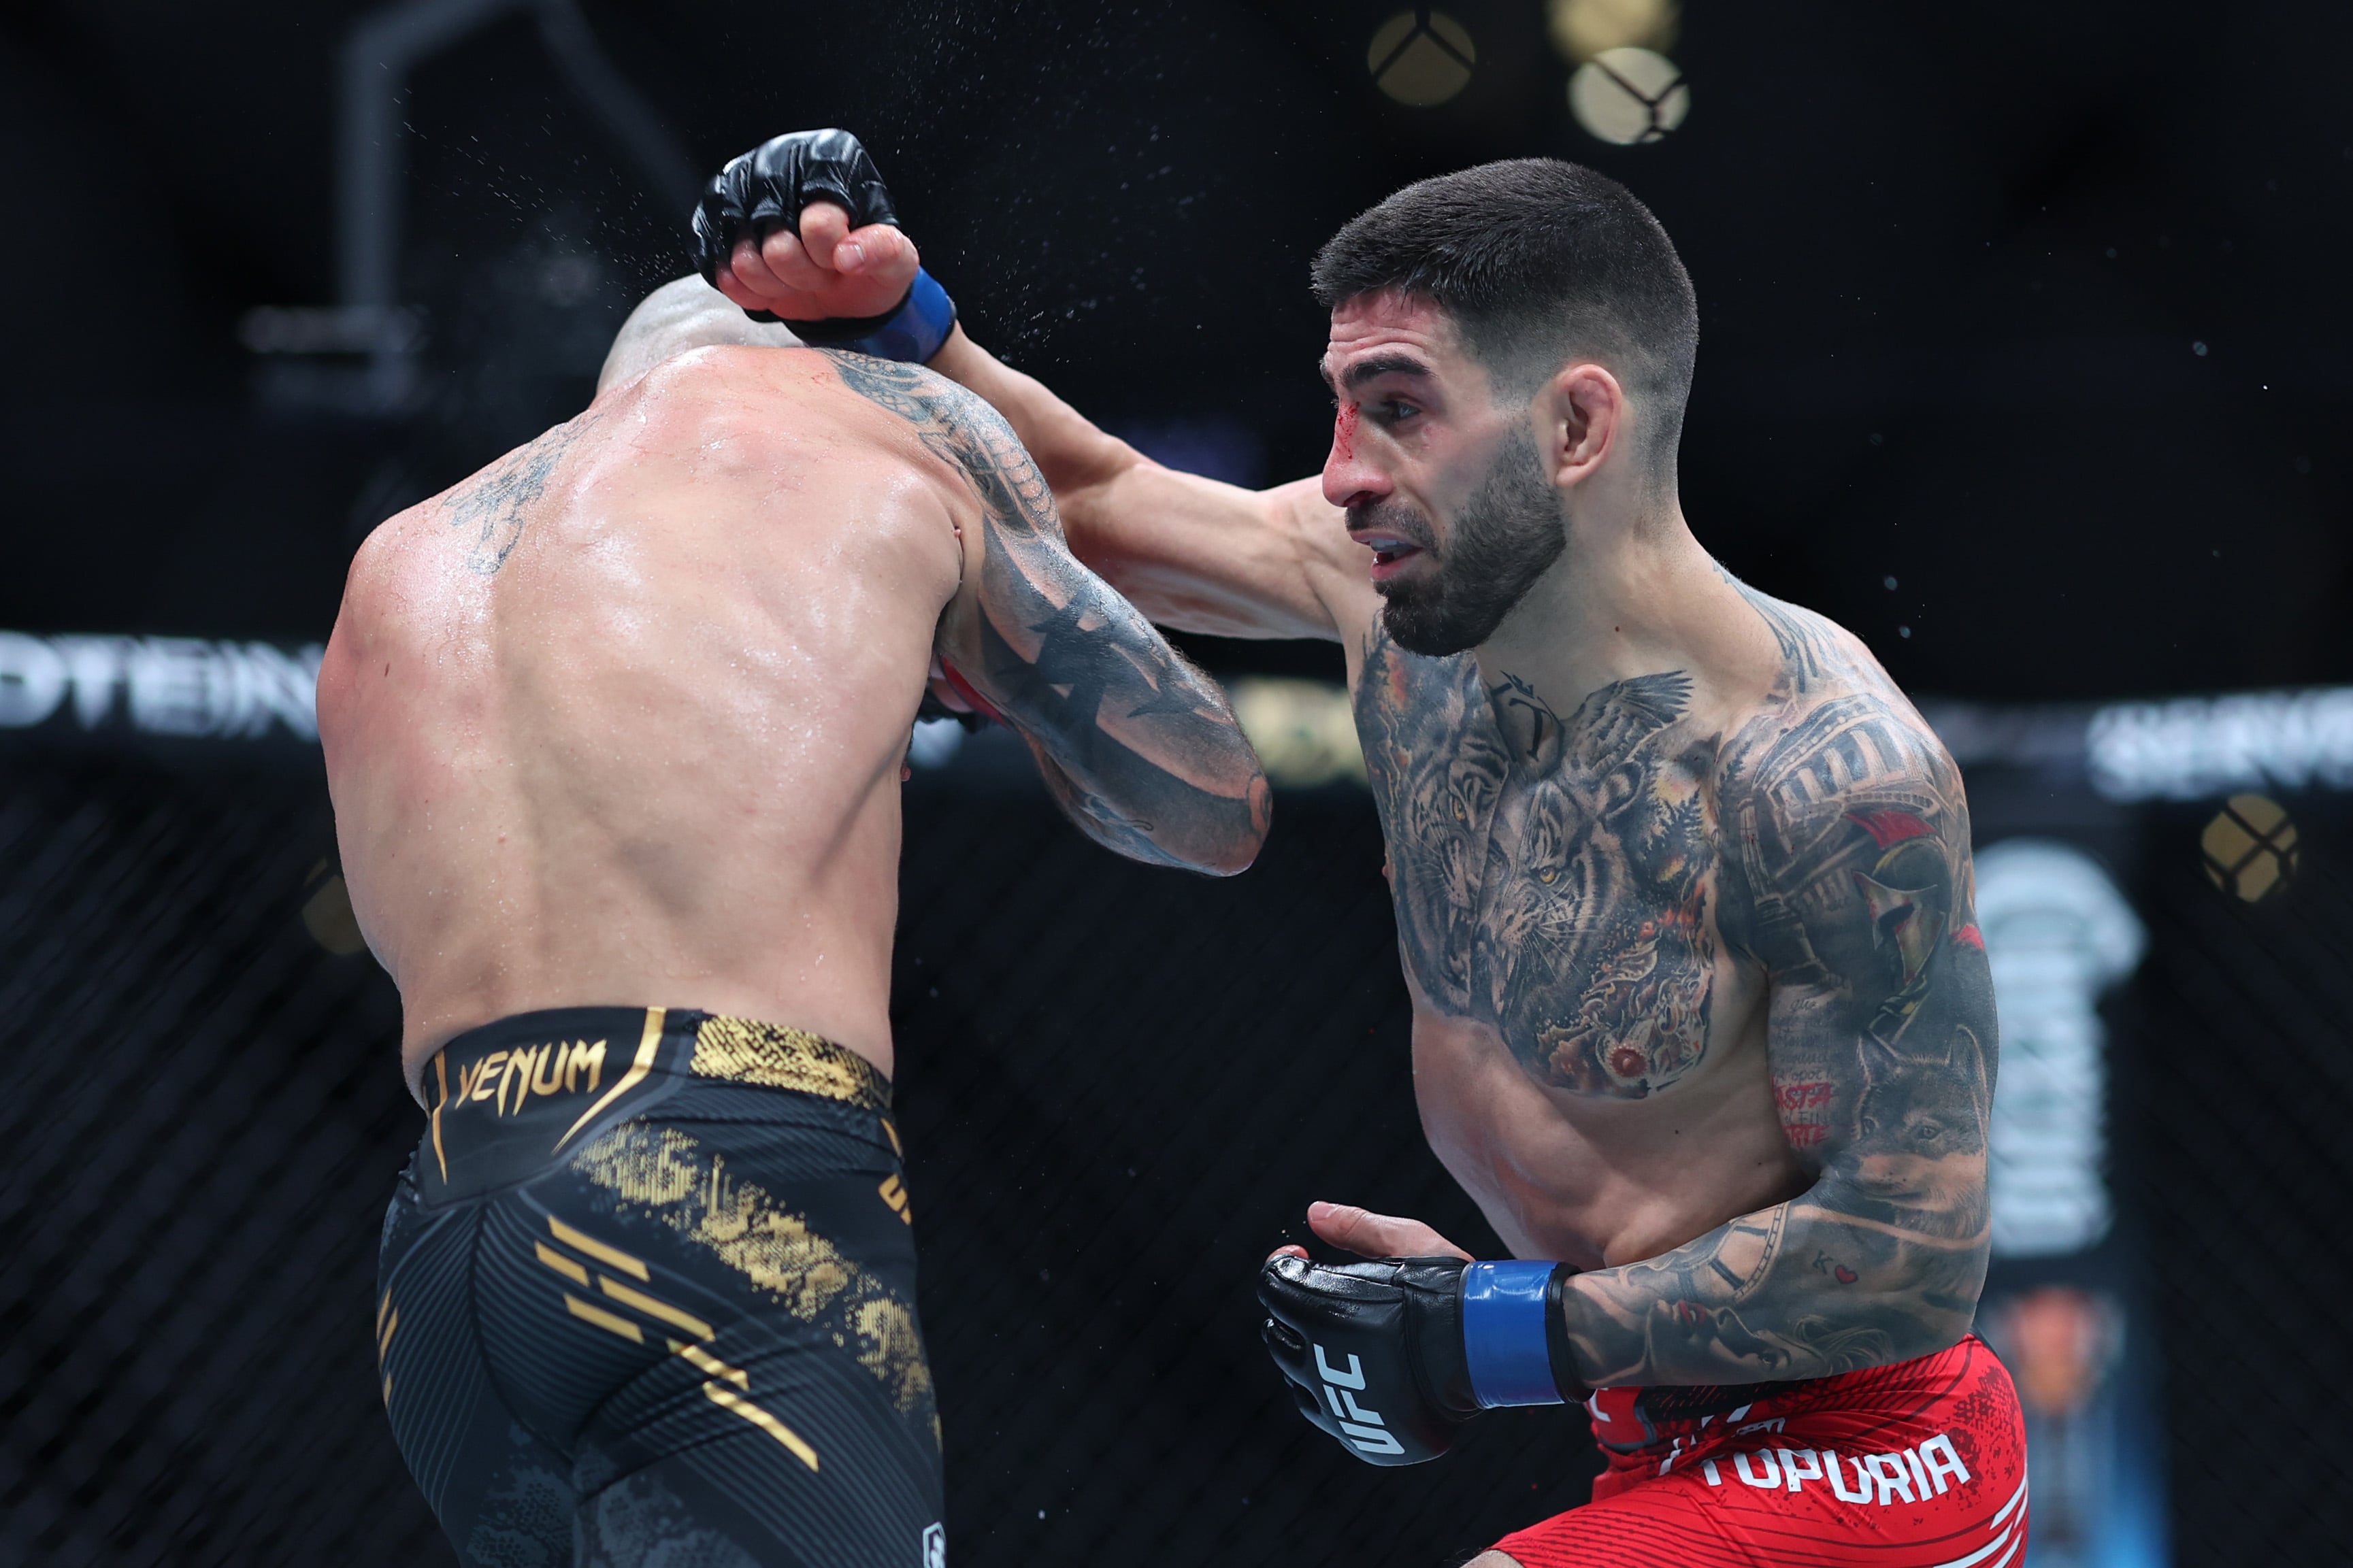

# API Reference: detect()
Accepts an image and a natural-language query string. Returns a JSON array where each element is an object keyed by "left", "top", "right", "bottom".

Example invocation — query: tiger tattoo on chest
[{"left": 1354, "top": 629, "right": 1726, "bottom": 1098}]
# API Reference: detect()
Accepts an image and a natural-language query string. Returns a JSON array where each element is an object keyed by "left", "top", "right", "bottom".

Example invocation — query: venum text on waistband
[{"left": 446, "top": 1039, "right": 608, "bottom": 1117}]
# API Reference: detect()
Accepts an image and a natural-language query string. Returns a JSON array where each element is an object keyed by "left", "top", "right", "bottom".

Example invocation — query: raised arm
[
  {"left": 925, "top": 330, "right": 1351, "bottom": 641},
  {"left": 820, "top": 349, "right": 1271, "bottom": 877},
  {"left": 1556, "top": 626, "right": 1996, "bottom": 1386},
  {"left": 689, "top": 128, "right": 1360, "bottom": 642}
]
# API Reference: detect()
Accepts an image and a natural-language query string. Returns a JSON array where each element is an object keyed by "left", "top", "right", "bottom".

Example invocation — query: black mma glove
[
  {"left": 690, "top": 129, "right": 957, "bottom": 363},
  {"left": 1257, "top": 1254, "right": 1586, "bottom": 1467}
]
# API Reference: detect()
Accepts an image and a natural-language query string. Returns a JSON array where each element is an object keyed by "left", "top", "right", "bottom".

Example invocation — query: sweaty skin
[
  {"left": 900, "top": 292, "right": 1994, "bottom": 1394},
  {"left": 322, "top": 300, "right": 1266, "bottom": 1098}
]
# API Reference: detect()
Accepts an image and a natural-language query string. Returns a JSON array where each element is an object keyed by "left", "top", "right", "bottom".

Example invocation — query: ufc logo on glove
[
  {"left": 1313, "top": 1344, "right": 1406, "bottom": 1456},
  {"left": 1259, "top": 1254, "right": 1584, "bottom": 1467}
]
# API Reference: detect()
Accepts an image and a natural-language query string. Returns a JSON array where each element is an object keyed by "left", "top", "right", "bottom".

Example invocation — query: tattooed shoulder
[
  {"left": 1711, "top": 588, "right": 1973, "bottom": 995},
  {"left": 1547, "top": 586, "right": 1997, "bottom": 1386},
  {"left": 815, "top": 350, "right": 1062, "bottom": 545},
  {"left": 1711, "top": 562, "right": 1845, "bottom": 695},
  {"left": 815, "top": 348, "right": 1268, "bottom": 875},
  {"left": 1711, "top": 580, "right": 1994, "bottom": 1237},
  {"left": 439, "top": 413, "right": 601, "bottom": 574}
]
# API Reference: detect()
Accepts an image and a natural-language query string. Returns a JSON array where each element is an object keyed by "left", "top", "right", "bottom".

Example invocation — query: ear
[
  {"left": 1857, "top": 1031, "right": 1905, "bottom": 1081},
  {"left": 1541, "top": 363, "right": 1626, "bottom": 490},
  {"left": 1948, "top": 1024, "right": 1989, "bottom": 1099}
]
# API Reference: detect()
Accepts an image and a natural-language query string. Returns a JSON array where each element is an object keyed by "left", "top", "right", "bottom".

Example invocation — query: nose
[{"left": 1321, "top": 403, "right": 1391, "bottom": 510}]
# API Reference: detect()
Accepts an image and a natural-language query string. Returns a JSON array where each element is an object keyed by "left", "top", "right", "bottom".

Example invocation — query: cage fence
[{"left": 0, "top": 746, "right": 2349, "bottom": 1566}]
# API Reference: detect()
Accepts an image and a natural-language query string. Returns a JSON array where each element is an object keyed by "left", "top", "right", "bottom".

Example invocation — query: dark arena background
[{"left": 4, "top": 3, "right": 2352, "bottom": 1566}]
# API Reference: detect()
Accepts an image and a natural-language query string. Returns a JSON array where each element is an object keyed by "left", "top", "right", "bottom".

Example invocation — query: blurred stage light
[
  {"left": 1991, "top": 1286, "right": 2120, "bottom": 1423},
  {"left": 1230, "top": 678, "right": 1365, "bottom": 789},
  {"left": 1367, "top": 9, "right": 1477, "bottom": 107},
  {"left": 2201, "top": 793, "right": 2298, "bottom": 901},
  {"left": 1545, "top": 0, "right": 1678, "bottom": 63},
  {"left": 907, "top": 718, "right": 966, "bottom": 770},
  {"left": 1569, "top": 47, "right": 1690, "bottom": 144},
  {"left": 238, "top": 305, "right": 423, "bottom": 357}
]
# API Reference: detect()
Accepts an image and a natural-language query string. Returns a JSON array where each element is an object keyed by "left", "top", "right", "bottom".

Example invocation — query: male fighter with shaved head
[
  {"left": 698, "top": 132, "right": 2026, "bottom": 1565},
  {"left": 320, "top": 152, "right": 1267, "bottom": 1563}
]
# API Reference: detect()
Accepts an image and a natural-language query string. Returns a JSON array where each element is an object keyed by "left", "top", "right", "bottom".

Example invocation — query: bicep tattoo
[
  {"left": 821, "top": 352, "right": 1268, "bottom": 873},
  {"left": 1556, "top": 589, "right": 1996, "bottom": 1387}
]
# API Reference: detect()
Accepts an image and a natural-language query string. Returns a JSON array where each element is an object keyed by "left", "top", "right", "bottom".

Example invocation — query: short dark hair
[{"left": 1311, "top": 159, "right": 1698, "bottom": 479}]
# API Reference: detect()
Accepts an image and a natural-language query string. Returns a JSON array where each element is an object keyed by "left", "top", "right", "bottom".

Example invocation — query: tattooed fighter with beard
[{"left": 702, "top": 136, "right": 2024, "bottom": 1565}]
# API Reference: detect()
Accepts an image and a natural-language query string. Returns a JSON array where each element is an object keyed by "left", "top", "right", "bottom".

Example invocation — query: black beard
[{"left": 1372, "top": 425, "right": 1565, "bottom": 656}]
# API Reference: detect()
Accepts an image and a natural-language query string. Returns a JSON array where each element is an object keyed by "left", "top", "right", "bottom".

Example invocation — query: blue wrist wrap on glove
[
  {"left": 827, "top": 268, "right": 957, "bottom": 363},
  {"left": 1460, "top": 1260, "right": 1568, "bottom": 1408}
]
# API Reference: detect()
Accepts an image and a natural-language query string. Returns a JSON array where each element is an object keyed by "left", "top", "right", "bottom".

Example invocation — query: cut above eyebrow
[{"left": 1318, "top": 353, "right": 1434, "bottom": 394}]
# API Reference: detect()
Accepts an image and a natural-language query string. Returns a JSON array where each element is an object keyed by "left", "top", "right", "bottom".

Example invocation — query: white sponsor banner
[
  {"left": 1974, "top": 839, "right": 2145, "bottom": 1258},
  {"left": 0, "top": 631, "right": 323, "bottom": 741},
  {"left": 2086, "top": 686, "right": 2353, "bottom": 800}
]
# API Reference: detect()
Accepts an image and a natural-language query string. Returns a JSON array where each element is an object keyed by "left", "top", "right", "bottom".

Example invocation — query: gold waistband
[{"left": 689, "top": 1014, "right": 891, "bottom": 1112}]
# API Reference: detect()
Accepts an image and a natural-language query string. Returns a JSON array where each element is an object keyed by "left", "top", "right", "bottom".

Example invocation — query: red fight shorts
[{"left": 1491, "top": 1335, "right": 2027, "bottom": 1568}]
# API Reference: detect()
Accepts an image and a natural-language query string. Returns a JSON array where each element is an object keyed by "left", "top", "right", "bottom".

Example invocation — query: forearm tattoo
[
  {"left": 821, "top": 351, "right": 1269, "bottom": 873},
  {"left": 1355, "top": 573, "right": 1995, "bottom": 1386}
]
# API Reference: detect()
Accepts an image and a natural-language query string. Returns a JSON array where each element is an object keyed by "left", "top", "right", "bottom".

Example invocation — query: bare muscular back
[{"left": 321, "top": 342, "right": 1266, "bottom": 1096}]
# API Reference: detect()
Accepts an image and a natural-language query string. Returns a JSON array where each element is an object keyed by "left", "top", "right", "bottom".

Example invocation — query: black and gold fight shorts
[{"left": 375, "top": 1007, "right": 943, "bottom": 1568}]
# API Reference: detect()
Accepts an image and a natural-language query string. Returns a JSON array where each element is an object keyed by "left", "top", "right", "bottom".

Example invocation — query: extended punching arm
[
  {"left": 692, "top": 128, "right": 1350, "bottom": 643},
  {"left": 819, "top": 350, "right": 1270, "bottom": 877}
]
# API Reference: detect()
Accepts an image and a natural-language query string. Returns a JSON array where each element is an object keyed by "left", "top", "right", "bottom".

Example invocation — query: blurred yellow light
[
  {"left": 1232, "top": 678, "right": 1366, "bottom": 789},
  {"left": 1547, "top": 0, "right": 1678, "bottom": 63},
  {"left": 1568, "top": 46, "right": 1690, "bottom": 145},
  {"left": 2201, "top": 793, "right": 2298, "bottom": 902},
  {"left": 1368, "top": 10, "right": 1477, "bottom": 107}
]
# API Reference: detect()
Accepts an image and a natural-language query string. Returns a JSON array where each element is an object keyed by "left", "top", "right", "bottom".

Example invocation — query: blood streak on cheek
[{"left": 1332, "top": 401, "right": 1360, "bottom": 461}]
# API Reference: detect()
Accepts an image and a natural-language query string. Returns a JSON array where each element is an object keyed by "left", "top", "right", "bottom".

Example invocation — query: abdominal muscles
[{"left": 1407, "top": 1003, "right": 1805, "bottom": 1269}]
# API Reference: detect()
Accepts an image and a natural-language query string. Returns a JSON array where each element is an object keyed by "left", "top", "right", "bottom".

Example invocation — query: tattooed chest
[{"left": 1356, "top": 639, "right": 1725, "bottom": 1099}]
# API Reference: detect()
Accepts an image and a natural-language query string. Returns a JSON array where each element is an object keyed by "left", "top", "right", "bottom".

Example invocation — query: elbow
[
  {"left": 1116, "top": 826, "right": 1258, "bottom": 879},
  {"left": 1905, "top": 1290, "right": 1983, "bottom": 1361},
  {"left": 1206, "top": 770, "right": 1273, "bottom": 877},
  {"left": 1192, "top": 827, "right": 1264, "bottom": 879},
  {"left": 1937, "top": 1233, "right": 1994, "bottom": 1343},
  {"left": 1156, "top": 769, "right": 1271, "bottom": 878},
  {"left": 1886, "top": 1241, "right": 1990, "bottom": 1365}
]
